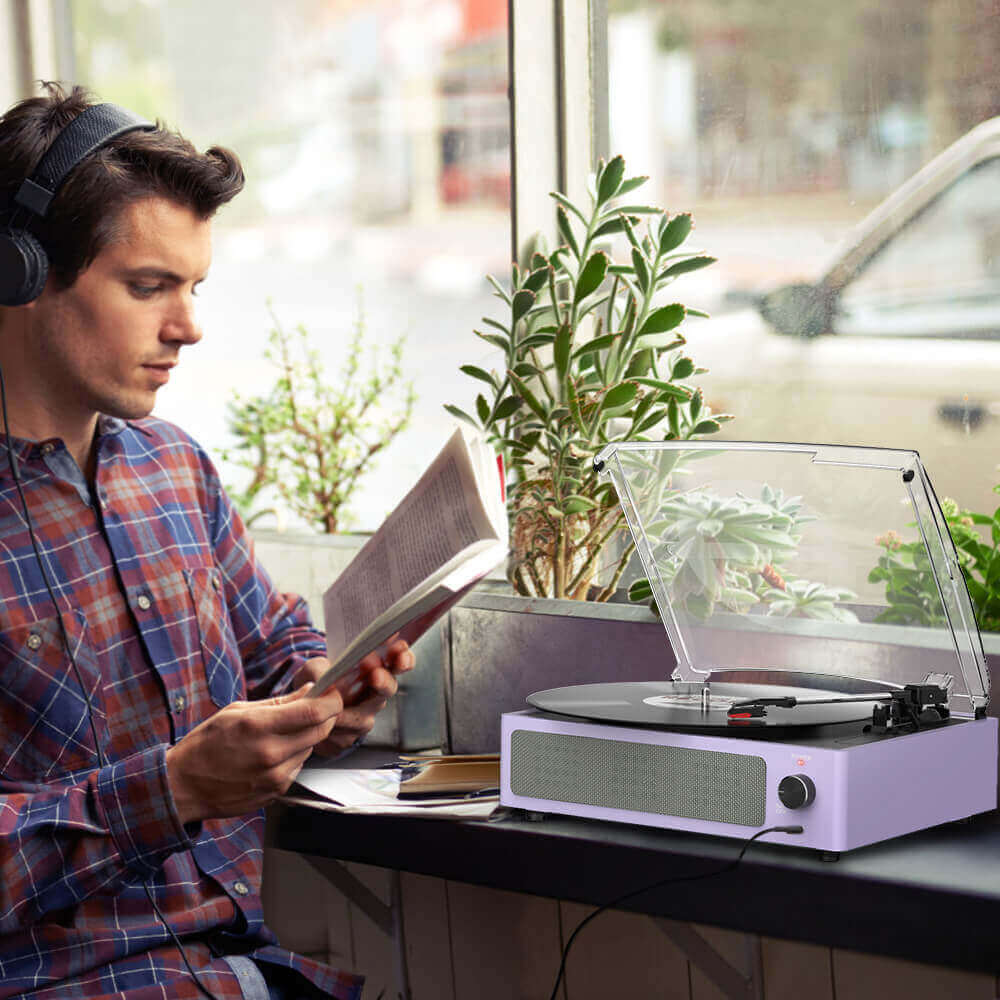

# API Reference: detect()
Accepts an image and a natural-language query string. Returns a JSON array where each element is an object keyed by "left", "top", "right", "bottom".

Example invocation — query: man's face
[{"left": 29, "top": 196, "right": 212, "bottom": 425}]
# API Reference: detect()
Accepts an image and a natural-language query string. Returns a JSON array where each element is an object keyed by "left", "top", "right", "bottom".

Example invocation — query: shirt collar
[{"left": 0, "top": 415, "right": 150, "bottom": 476}]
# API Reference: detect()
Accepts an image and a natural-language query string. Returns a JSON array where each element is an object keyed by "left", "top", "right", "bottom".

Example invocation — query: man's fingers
[
  {"left": 265, "top": 689, "right": 343, "bottom": 734},
  {"left": 267, "top": 682, "right": 315, "bottom": 706},
  {"left": 357, "top": 662, "right": 398, "bottom": 698},
  {"left": 334, "top": 697, "right": 387, "bottom": 735}
]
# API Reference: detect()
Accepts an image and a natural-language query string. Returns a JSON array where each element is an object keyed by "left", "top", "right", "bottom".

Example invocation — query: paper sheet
[{"left": 291, "top": 767, "right": 499, "bottom": 819}]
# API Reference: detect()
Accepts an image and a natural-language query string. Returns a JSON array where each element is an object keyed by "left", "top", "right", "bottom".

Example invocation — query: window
[
  {"left": 837, "top": 157, "right": 1000, "bottom": 339},
  {"left": 602, "top": 0, "right": 1000, "bottom": 513},
  {"left": 69, "top": 0, "right": 510, "bottom": 530}
]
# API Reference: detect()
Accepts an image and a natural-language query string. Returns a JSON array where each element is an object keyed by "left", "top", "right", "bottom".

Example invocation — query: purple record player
[{"left": 500, "top": 442, "right": 998, "bottom": 854}]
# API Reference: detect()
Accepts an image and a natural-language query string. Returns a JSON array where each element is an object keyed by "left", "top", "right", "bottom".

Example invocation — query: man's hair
[{"left": 0, "top": 82, "right": 245, "bottom": 290}]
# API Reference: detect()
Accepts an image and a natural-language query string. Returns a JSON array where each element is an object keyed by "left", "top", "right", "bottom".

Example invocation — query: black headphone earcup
[{"left": 0, "top": 228, "right": 49, "bottom": 307}]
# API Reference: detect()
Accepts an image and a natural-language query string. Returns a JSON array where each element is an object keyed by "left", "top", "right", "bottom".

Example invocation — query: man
[{"left": 0, "top": 83, "right": 413, "bottom": 998}]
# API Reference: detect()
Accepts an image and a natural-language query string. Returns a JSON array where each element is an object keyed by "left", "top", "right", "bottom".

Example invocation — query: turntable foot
[{"left": 819, "top": 851, "right": 841, "bottom": 862}]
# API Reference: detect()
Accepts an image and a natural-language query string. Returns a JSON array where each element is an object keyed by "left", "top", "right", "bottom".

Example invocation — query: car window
[{"left": 835, "top": 156, "right": 1000, "bottom": 339}]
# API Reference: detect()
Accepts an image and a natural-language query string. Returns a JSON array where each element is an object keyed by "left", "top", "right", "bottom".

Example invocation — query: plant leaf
[
  {"left": 672, "top": 356, "right": 695, "bottom": 379},
  {"left": 512, "top": 288, "right": 536, "bottom": 326},
  {"left": 443, "top": 404, "right": 479, "bottom": 429},
  {"left": 573, "top": 334, "right": 617, "bottom": 358},
  {"left": 523, "top": 266, "right": 551, "bottom": 294},
  {"left": 631, "top": 248, "right": 649, "bottom": 293},
  {"left": 592, "top": 216, "right": 633, "bottom": 239},
  {"left": 486, "top": 273, "right": 511, "bottom": 303},
  {"left": 550, "top": 190, "right": 587, "bottom": 224},
  {"left": 660, "top": 255, "right": 716, "bottom": 280},
  {"left": 693, "top": 419, "right": 721, "bottom": 434},
  {"left": 563, "top": 495, "right": 597, "bottom": 514},
  {"left": 689, "top": 388, "right": 703, "bottom": 421},
  {"left": 493, "top": 395, "right": 522, "bottom": 420},
  {"left": 574, "top": 251, "right": 609, "bottom": 304},
  {"left": 637, "top": 303, "right": 685, "bottom": 337},
  {"left": 474, "top": 330, "right": 510, "bottom": 351},
  {"left": 520, "top": 332, "right": 558, "bottom": 350},
  {"left": 554, "top": 323, "right": 572, "bottom": 384},
  {"left": 508, "top": 370, "right": 548, "bottom": 421},
  {"left": 599, "top": 381, "right": 638, "bottom": 414},
  {"left": 557, "top": 206, "right": 580, "bottom": 259},
  {"left": 659, "top": 213, "right": 692, "bottom": 254},
  {"left": 460, "top": 365, "right": 498, "bottom": 388},
  {"left": 617, "top": 175, "right": 649, "bottom": 197},
  {"left": 597, "top": 154, "right": 626, "bottom": 203},
  {"left": 482, "top": 317, "right": 510, "bottom": 335},
  {"left": 632, "top": 377, "right": 691, "bottom": 398},
  {"left": 476, "top": 394, "right": 490, "bottom": 424}
]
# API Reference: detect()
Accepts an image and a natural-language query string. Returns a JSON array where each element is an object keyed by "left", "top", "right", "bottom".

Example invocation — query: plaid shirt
[{"left": 0, "top": 415, "right": 362, "bottom": 1000}]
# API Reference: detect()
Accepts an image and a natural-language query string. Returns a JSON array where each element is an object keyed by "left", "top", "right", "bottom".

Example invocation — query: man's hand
[
  {"left": 165, "top": 683, "right": 344, "bottom": 825},
  {"left": 292, "top": 639, "right": 416, "bottom": 757}
]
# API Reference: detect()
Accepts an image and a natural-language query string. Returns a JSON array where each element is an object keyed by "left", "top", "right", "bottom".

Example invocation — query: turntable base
[{"left": 500, "top": 701, "right": 998, "bottom": 852}]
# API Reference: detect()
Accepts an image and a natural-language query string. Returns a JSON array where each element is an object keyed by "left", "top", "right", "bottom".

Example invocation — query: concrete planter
[{"left": 446, "top": 590, "right": 1000, "bottom": 754}]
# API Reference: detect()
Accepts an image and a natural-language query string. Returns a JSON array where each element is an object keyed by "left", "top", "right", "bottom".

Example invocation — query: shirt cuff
[{"left": 95, "top": 744, "right": 198, "bottom": 879}]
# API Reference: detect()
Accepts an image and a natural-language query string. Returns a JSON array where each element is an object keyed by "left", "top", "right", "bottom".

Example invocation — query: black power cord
[
  {"left": 548, "top": 824, "right": 804, "bottom": 1000},
  {"left": 0, "top": 365, "right": 217, "bottom": 1000}
]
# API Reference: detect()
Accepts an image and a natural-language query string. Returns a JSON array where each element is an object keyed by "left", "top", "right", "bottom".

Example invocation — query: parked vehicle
[{"left": 690, "top": 117, "right": 1000, "bottom": 514}]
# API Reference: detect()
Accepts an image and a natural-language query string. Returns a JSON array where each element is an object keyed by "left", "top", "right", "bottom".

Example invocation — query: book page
[{"left": 323, "top": 429, "right": 500, "bottom": 662}]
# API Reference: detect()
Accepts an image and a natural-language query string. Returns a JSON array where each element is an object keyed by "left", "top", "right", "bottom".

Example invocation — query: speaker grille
[{"left": 510, "top": 729, "right": 766, "bottom": 826}]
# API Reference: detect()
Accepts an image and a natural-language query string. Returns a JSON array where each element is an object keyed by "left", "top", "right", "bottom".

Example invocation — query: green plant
[
  {"left": 627, "top": 484, "right": 856, "bottom": 623},
  {"left": 871, "top": 490, "right": 1000, "bottom": 631},
  {"left": 447, "top": 155, "right": 730, "bottom": 600},
  {"left": 223, "top": 302, "right": 416, "bottom": 533}
]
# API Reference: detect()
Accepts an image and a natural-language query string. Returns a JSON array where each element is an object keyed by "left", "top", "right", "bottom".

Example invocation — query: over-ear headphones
[{"left": 0, "top": 102, "right": 154, "bottom": 307}]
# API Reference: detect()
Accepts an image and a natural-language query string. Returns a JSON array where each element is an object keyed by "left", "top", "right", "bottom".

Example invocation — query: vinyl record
[{"left": 526, "top": 681, "right": 880, "bottom": 731}]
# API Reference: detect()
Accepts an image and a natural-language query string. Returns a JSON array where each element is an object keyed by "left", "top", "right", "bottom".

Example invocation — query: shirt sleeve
[
  {"left": 203, "top": 474, "right": 327, "bottom": 701},
  {"left": 0, "top": 744, "right": 197, "bottom": 932}
]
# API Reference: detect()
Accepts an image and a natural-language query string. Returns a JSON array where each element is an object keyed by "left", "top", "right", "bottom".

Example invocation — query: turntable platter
[{"left": 526, "top": 681, "right": 879, "bottom": 731}]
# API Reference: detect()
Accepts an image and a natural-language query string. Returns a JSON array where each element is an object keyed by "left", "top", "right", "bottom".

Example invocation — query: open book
[{"left": 310, "top": 429, "right": 508, "bottom": 697}]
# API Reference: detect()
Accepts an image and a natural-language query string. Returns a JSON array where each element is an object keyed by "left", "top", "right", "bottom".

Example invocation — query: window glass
[
  {"left": 606, "top": 0, "right": 1000, "bottom": 515},
  {"left": 837, "top": 158, "right": 1000, "bottom": 338},
  {"left": 70, "top": 0, "right": 509, "bottom": 530}
]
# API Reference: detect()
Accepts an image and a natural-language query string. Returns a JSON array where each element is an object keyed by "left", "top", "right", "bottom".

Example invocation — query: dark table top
[{"left": 270, "top": 751, "right": 1000, "bottom": 975}]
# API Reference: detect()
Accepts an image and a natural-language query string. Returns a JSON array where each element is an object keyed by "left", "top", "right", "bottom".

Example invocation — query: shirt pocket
[
  {"left": 0, "top": 611, "right": 107, "bottom": 783},
  {"left": 184, "top": 567, "right": 245, "bottom": 709}
]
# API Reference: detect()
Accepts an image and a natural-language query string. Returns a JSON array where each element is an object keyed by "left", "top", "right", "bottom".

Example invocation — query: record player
[{"left": 500, "top": 442, "right": 998, "bottom": 853}]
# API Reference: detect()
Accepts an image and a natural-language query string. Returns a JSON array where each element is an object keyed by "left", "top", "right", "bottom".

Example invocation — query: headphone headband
[
  {"left": 13, "top": 103, "right": 155, "bottom": 218},
  {"left": 0, "top": 100, "right": 155, "bottom": 306}
]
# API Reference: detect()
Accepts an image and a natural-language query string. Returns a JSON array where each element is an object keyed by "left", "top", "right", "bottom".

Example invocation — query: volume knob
[{"left": 778, "top": 774, "right": 816, "bottom": 809}]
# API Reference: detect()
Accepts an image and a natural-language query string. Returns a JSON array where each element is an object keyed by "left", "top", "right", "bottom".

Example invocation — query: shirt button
[
  {"left": 26, "top": 633, "right": 42, "bottom": 651},
  {"left": 212, "top": 576, "right": 222, "bottom": 592},
  {"left": 40, "top": 442, "right": 55, "bottom": 456},
  {"left": 172, "top": 693, "right": 186, "bottom": 712},
  {"left": 233, "top": 881, "right": 250, "bottom": 896},
  {"left": 136, "top": 594, "right": 152, "bottom": 611}
]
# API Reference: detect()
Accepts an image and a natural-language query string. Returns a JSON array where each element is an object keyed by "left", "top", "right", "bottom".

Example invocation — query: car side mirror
[{"left": 758, "top": 283, "right": 833, "bottom": 338}]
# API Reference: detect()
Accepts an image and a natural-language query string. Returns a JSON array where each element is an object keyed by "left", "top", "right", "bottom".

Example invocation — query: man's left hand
[{"left": 292, "top": 638, "right": 416, "bottom": 756}]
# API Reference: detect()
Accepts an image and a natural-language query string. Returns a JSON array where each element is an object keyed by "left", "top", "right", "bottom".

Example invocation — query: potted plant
[
  {"left": 442, "top": 156, "right": 739, "bottom": 750},
  {"left": 446, "top": 154, "right": 730, "bottom": 601}
]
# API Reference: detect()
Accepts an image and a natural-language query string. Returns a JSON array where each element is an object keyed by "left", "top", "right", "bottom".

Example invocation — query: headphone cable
[{"left": 547, "top": 824, "right": 804, "bottom": 1000}]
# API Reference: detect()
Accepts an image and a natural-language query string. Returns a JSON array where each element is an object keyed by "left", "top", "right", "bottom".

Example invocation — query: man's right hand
[{"left": 165, "top": 684, "right": 343, "bottom": 825}]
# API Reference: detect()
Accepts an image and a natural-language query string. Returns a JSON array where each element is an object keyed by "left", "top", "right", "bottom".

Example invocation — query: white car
[{"left": 690, "top": 117, "right": 1000, "bottom": 516}]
